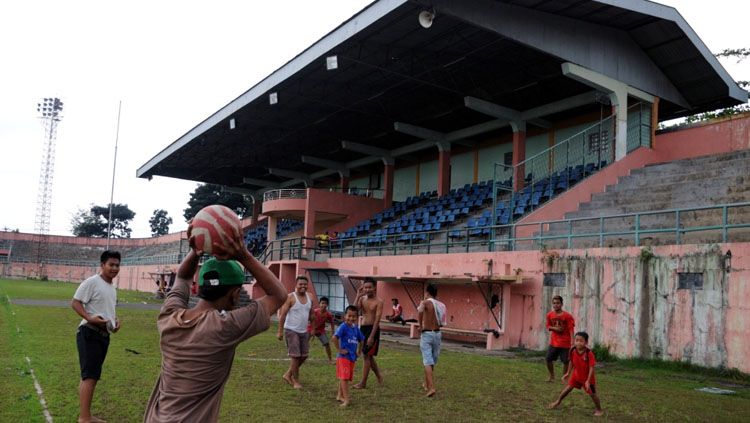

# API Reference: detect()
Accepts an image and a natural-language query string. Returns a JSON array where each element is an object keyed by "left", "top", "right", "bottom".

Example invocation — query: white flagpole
[{"left": 106, "top": 101, "right": 122, "bottom": 250}]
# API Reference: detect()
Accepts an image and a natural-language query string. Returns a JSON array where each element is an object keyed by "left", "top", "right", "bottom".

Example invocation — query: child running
[
  {"left": 308, "top": 296, "right": 336, "bottom": 364},
  {"left": 549, "top": 331, "right": 604, "bottom": 417},
  {"left": 331, "top": 305, "right": 364, "bottom": 407}
]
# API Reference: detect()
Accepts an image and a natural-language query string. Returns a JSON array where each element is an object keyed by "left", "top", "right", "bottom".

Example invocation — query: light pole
[{"left": 35, "top": 97, "right": 64, "bottom": 279}]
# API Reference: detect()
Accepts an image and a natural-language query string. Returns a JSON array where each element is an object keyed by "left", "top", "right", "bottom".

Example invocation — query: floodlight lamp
[
  {"left": 229, "top": 118, "right": 236, "bottom": 129},
  {"left": 326, "top": 55, "right": 338, "bottom": 70},
  {"left": 418, "top": 9, "right": 435, "bottom": 28},
  {"left": 269, "top": 92, "right": 278, "bottom": 105}
]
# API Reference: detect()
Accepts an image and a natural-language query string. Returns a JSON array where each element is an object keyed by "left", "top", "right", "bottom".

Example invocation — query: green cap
[{"left": 199, "top": 258, "right": 245, "bottom": 286}]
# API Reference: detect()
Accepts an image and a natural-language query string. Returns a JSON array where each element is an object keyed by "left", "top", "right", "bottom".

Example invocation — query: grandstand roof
[{"left": 137, "top": 0, "right": 747, "bottom": 189}]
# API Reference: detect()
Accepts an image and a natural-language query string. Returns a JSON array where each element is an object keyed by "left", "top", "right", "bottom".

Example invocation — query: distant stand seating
[{"left": 244, "top": 218, "right": 304, "bottom": 255}]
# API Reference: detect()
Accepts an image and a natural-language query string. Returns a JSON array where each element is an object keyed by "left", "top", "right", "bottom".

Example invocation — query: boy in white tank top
[{"left": 277, "top": 276, "right": 313, "bottom": 389}]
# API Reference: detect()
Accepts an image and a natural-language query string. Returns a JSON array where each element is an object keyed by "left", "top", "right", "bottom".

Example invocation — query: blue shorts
[{"left": 420, "top": 330, "right": 441, "bottom": 366}]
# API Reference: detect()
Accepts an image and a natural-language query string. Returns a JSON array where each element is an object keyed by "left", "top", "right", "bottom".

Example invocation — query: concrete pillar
[
  {"left": 303, "top": 209, "right": 316, "bottom": 251},
  {"left": 340, "top": 174, "right": 350, "bottom": 192},
  {"left": 610, "top": 88, "right": 628, "bottom": 161},
  {"left": 383, "top": 161, "right": 394, "bottom": 209},
  {"left": 251, "top": 198, "right": 262, "bottom": 224},
  {"left": 651, "top": 97, "right": 660, "bottom": 149},
  {"left": 267, "top": 216, "right": 278, "bottom": 242},
  {"left": 511, "top": 122, "right": 527, "bottom": 191},
  {"left": 437, "top": 144, "right": 451, "bottom": 196}
]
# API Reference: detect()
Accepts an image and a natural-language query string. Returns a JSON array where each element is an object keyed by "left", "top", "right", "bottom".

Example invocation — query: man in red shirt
[
  {"left": 545, "top": 295, "right": 575, "bottom": 382},
  {"left": 549, "top": 331, "right": 603, "bottom": 416},
  {"left": 308, "top": 296, "right": 336, "bottom": 364}
]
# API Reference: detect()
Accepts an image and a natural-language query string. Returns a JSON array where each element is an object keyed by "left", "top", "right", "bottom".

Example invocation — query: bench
[{"left": 407, "top": 323, "right": 503, "bottom": 350}]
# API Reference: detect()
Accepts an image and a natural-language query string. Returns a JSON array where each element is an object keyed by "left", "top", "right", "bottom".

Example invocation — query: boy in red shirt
[
  {"left": 308, "top": 296, "right": 336, "bottom": 364},
  {"left": 549, "top": 331, "right": 603, "bottom": 416},
  {"left": 545, "top": 295, "right": 575, "bottom": 382}
]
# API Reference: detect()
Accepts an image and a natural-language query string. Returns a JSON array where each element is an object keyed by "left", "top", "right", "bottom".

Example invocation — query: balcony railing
[{"left": 263, "top": 189, "right": 307, "bottom": 202}]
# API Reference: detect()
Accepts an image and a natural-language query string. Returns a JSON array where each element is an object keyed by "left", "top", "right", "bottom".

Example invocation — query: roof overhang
[{"left": 137, "top": 0, "right": 746, "bottom": 187}]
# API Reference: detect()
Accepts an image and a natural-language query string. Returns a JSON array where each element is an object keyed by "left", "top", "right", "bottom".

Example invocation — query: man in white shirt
[{"left": 71, "top": 250, "right": 121, "bottom": 423}]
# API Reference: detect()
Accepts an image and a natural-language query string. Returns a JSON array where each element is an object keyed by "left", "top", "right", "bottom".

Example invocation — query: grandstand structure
[
  {"left": 135, "top": 0, "right": 750, "bottom": 372},
  {"left": 2, "top": 0, "right": 748, "bottom": 373}
]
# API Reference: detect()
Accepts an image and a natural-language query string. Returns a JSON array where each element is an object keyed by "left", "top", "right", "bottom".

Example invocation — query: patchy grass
[
  {"left": 0, "top": 278, "right": 163, "bottom": 304},
  {"left": 1, "top": 280, "right": 749, "bottom": 422}
]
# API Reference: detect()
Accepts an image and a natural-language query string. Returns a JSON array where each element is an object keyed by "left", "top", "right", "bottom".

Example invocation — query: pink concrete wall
[
  {"left": 304, "top": 188, "right": 385, "bottom": 235},
  {"left": 317, "top": 242, "right": 750, "bottom": 372},
  {"left": 0, "top": 261, "right": 180, "bottom": 293}
]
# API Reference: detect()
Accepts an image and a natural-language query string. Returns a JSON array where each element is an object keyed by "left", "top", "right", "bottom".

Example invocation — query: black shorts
[
  {"left": 76, "top": 325, "right": 110, "bottom": 380},
  {"left": 360, "top": 325, "right": 380, "bottom": 356},
  {"left": 546, "top": 346, "right": 570, "bottom": 364}
]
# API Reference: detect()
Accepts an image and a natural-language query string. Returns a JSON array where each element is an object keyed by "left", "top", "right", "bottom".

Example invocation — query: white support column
[{"left": 562, "top": 63, "right": 655, "bottom": 162}]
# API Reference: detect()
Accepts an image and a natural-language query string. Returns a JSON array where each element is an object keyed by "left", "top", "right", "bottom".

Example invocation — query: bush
[{"left": 592, "top": 343, "right": 615, "bottom": 362}]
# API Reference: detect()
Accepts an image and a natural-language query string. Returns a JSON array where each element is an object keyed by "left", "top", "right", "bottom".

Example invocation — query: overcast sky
[{"left": 1, "top": 0, "right": 748, "bottom": 238}]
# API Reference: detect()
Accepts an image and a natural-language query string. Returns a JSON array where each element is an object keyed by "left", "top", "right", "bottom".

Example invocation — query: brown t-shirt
[{"left": 143, "top": 281, "right": 269, "bottom": 423}]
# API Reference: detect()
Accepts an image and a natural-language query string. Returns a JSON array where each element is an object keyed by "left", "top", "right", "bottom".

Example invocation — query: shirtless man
[{"left": 353, "top": 278, "right": 384, "bottom": 389}]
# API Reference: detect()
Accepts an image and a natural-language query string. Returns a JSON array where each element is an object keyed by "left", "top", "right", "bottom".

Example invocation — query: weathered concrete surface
[{"left": 546, "top": 243, "right": 746, "bottom": 371}]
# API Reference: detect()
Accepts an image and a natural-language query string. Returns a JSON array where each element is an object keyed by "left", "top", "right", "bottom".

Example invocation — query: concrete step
[
  {"left": 582, "top": 182, "right": 750, "bottom": 211},
  {"left": 638, "top": 150, "right": 750, "bottom": 173},
  {"left": 613, "top": 166, "right": 750, "bottom": 190},
  {"left": 569, "top": 193, "right": 750, "bottom": 219}
]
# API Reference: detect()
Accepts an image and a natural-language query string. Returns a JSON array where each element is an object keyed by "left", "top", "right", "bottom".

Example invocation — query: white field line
[
  {"left": 4, "top": 292, "right": 53, "bottom": 423},
  {"left": 25, "top": 356, "right": 53, "bottom": 423}
]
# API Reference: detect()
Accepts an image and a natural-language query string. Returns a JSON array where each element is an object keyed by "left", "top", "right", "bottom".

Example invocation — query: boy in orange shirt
[
  {"left": 549, "top": 331, "right": 603, "bottom": 417},
  {"left": 545, "top": 295, "right": 575, "bottom": 382}
]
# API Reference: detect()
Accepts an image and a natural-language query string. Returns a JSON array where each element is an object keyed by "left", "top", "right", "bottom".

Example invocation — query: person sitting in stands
[
  {"left": 329, "top": 231, "right": 339, "bottom": 249},
  {"left": 386, "top": 298, "right": 406, "bottom": 325},
  {"left": 316, "top": 231, "right": 330, "bottom": 249}
]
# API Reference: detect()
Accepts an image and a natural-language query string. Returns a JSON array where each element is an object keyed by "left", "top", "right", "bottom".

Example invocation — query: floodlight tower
[{"left": 35, "top": 97, "right": 64, "bottom": 278}]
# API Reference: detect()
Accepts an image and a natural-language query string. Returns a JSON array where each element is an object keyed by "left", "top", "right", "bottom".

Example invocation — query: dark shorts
[
  {"left": 76, "top": 325, "right": 110, "bottom": 380},
  {"left": 569, "top": 379, "right": 597, "bottom": 395},
  {"left": 546, "top": 346, "right": 570, "bottom": 364},
  {"left": 285, "top": 329, "right": 310, "bottom": 358},
  {"left": 360, "top": 325, "right": 380, "bottom": 357}
]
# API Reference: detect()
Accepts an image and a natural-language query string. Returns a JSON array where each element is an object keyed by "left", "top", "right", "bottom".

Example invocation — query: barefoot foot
[
  {"left": 548, "top": 401, "right": 560, "bottom": 409},
  {"left": 425, "top": 389, "right": 436, "bottom": 398},
  {"left": 352, "top": 383, "right": 365, "bottom": 390},
  {"left": 282, "top": 374, "right": 293, "bottom": 386},
  {"left": 339, "top": 401, "right": 349, "bottom": 408},
  {"left": 594, "top": 409, "right": 604, "bottom": 417}
]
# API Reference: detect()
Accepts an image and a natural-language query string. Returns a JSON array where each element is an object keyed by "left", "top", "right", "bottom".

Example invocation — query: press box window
[
  {"left": 543, "top": 273, "right": 566, "bottom": 287},
  {"left": 678, "top": 272, "right": 703, "bottom": 290}
]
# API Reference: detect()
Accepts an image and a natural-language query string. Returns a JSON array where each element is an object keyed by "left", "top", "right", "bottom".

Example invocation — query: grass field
[{"left": 1, "top": 278, "right": 748, "bottom": 422}]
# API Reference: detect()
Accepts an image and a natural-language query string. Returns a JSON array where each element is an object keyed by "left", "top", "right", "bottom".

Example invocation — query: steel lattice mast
[{"left": 35, "top": 97, "right": 64, "bottom": 278}]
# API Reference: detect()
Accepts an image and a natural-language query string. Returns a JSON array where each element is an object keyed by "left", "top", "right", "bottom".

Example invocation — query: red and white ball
[{"left": 190, "top": 205, "right": 242, "bottom": 256}]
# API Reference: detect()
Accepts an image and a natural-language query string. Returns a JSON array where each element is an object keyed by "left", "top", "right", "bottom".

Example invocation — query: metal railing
[
  {"left": 491, "top": 103, "right": 652, "bottom": 221},
  {"left": 326, "top": 187, "right": 384, "bottom": 199},
  {"left": 258, "top": 202, "right": 750, "bottom": 262},
  {"left": 263, "top": 189, "right": 307, "bottom": 202}
]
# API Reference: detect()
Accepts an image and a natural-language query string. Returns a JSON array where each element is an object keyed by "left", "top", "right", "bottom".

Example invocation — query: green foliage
[
  {"left": 148, "top": 209, "right": 173, "bottom": 237},
  {"left": 715, "top": 48, "right": 750, "bottom": 62},
  {"left": 71, "top": 203, "right": 135, "bottom": 238},
  {"left": 183, "top": 184, "right": 248, "bottom": 222},
  {"left": 592, "top": 343, "right": 616, "bottom": 362}
]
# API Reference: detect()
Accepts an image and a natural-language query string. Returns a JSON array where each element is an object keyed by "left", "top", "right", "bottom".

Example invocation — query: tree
[
  {"left": 681, "top": 48, "right": 750, "bottom": 125},
  {"left": 149, "top": 209, "right": 173, "bottom": 237},
  {"left": 183, "top": 184, "right": 248, "bottom": 222},
  {"left": 71, "top": 203, "right": 135, "bottom": 238}
]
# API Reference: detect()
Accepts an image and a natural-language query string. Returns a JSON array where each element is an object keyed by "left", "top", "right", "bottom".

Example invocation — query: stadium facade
[{"left": 3, "top": 0, "right": 750, "bottom": 372}]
